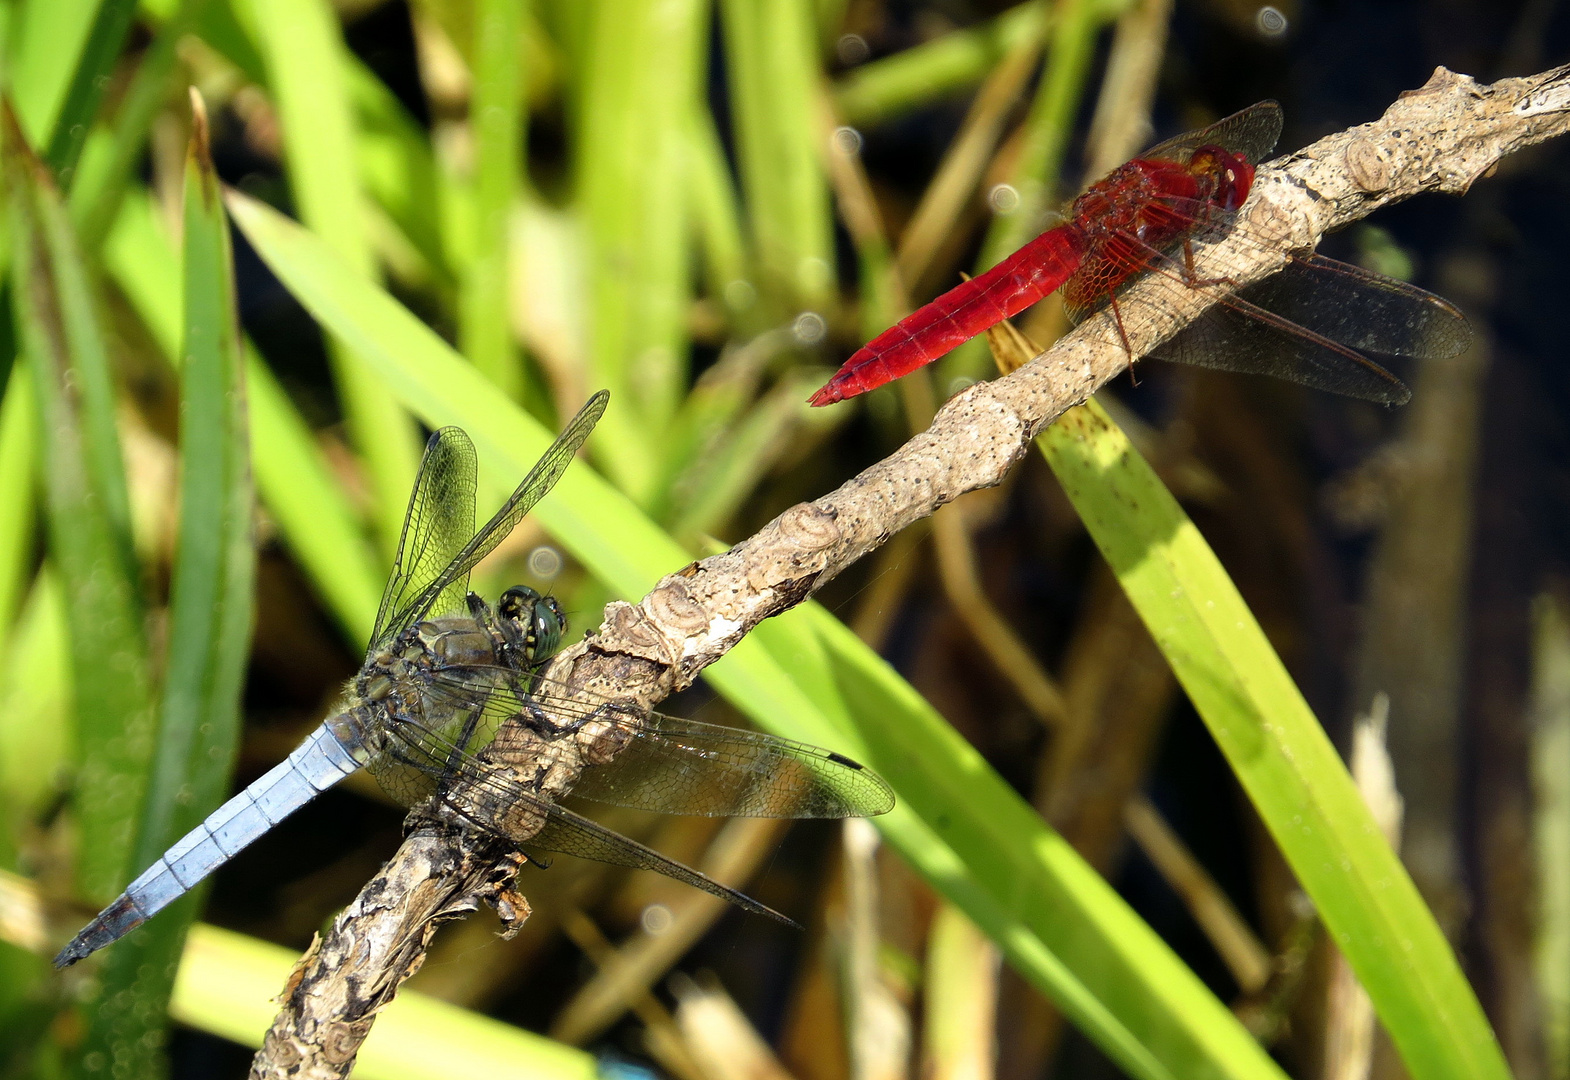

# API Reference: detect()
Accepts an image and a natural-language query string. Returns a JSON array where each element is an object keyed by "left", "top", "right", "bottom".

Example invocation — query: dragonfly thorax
[
  {"left": 349, "top": 620, "right": 501, "bottom": 748},
  {"left": 1069, "top": 159, "right": 1194, "bottom": 249},
  {"left": 414, "top": 620, "right": 496, "bottom": 668}
]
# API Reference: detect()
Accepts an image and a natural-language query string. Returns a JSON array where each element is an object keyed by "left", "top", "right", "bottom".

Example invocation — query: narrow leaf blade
[
  {"left": 4, "top": 102, "right": 155, "bottom": 905},
  {"left": 1038, "top": 396, "right": 1511, "bottom": 1080}
]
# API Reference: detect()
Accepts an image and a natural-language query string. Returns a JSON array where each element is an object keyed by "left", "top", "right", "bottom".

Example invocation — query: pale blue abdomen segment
[{"left": 53, "top": 720, "right": 364, "bottom": 967}]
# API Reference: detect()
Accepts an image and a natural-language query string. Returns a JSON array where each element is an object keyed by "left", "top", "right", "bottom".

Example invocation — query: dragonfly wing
[
  {"left": 417, "top": 669, "right": 895, "bottom": 819},
  {"left": 366, "top": 663, "right": 523, "bottom": 807},
  {"left": 371, "top": 427, "right": 478, "bottom": 648},
  {"left": 1152, "top": 287, "right": 1413, "bottom": 403},
  {"left": 565, "top": 712, "right": 895, "bottom": 819},
  {"left": 1239, "top": 256, "right": 1472, "bottom": 361},
  {"left": 524, "top": 803, "right": 797, "bottom": 925},
  {"left": 376, "top": 392, "right": 609, "bottom": 644},
  {"left": 376, "top": 699, "right": 798, "bottom": 924},
  {"left": 1142, "top": 101, "right": 1283, "bottom": 166},
  {"left": 1067, "top": 231, "right": 1464, "bottom": 404},
  {"left": 1149, "top": 254, "right": 1473, "bottom": 402},
  {"left": 442, "top": 392, "right": 607, "bottom": 596}
]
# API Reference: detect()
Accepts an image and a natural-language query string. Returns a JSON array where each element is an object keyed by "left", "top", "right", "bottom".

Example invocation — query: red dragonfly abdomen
[{"left": 809, "top": 224, "right": 1091, "bottom": 406}]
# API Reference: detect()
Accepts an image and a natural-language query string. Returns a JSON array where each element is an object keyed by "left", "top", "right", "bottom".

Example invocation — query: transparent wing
[
  {"left": 1217, "top": 255, "right": 1471, "bottom": 361},
  {"left": 371, "top": 427, "right": 478, "bottom": 648},
  {"left": 1151, "top": 287, "right": 1414, "bottom": 403},
  {"left": 1063, "top": 218, "right": 1468, "bottom": 404},
  {"left": 1141, "top": 100, "right": 1283, "bottom": 165},
  {"left": 416, "top": 667, "right": 895, "bottom": 819},
  {"left": 375, "top": 701, "right": 797, "bottom": 924},
  {"left": 1143, "top": 252, "right": 1469, "bottom": 403},
  {"left": 563, "top": 712, "right": 895, "bottom": 818},
  {"left": 375, "top": 392, "right": 609, "bottom": 647},
  {"left": 363, "top": 683, "right": 495, "bottom": 808},
  {"left": 525, "top": 804, "right": 796, "bottom": 925}
]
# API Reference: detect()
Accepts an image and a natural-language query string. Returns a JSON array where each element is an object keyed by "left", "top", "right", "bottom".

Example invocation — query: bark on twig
[
  {"left": 250, "top": 64, "right": 1570, "bottom": 1078},
  {"left": 249, "top": 833, "right": 529, "bottom": 1078}
]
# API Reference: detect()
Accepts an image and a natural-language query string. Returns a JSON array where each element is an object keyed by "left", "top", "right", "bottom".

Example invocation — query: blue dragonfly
[{"left": 56, "top": 391, "right": 893, "bottom": 966}]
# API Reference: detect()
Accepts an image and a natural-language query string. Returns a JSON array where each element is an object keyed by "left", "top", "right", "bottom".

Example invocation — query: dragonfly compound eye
[{"left": 531, "top": 598, "right": 566, "bottom": 663}]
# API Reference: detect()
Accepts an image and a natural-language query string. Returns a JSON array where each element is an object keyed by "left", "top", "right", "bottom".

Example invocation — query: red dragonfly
[{"left": 809, "top": 101, "right": 1468, "bottom": 407}]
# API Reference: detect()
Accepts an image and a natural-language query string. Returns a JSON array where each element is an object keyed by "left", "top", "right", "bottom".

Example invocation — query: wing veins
[
  {"left": 380, "top": 713, "right": 797, "bottom": 925},
  {"left": 371, "top": 428, "right": 478, "bottom": 647},
  {"left": 414, "top": 669, "right": 895, "bottom": 818},
  {"left": 374, "top": 392, "right": 608, "bottom": 644}
]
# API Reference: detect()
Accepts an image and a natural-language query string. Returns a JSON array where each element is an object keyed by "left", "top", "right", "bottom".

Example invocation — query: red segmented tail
[{"left": 809, "top": 225, "right": 1089, "bottom": 406}]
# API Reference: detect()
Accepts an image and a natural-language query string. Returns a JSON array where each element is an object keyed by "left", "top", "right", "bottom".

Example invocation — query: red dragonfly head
[{"left": 1186, "top": 144, "right": 1256, "bottom": 212}]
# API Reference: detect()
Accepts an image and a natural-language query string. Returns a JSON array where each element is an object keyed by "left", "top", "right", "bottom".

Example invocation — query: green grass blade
[
  {"left": 173, "top": 11, "right": 460, "bottom": 292},
  {"left": 686, "top": 104, "right": 749, "bottom": 308},
  {"left": 833, "top": 1, "right": 1046, "bottom": 128},
  {"left": 5, "top": 0, "right": 99, "bottom": 150},
  {"left": 4, "top": 108, "right": 155, "bottom": 906},
  {"left": 641, "top": 358, "right": 760, "bottom": 526},
  {"left": 225, "top": 189, "right": 1296, "bottom": 1080},
  {"left": 460, "top": 0, "right": 525, "bottom": 400},
  {"left": 243, "top": 363, "right": 380, "bottom": 644},
  {"left": 576, "top": 0, "right": 706, "bottom": 498},
  {"left": 745, "top": 605, "right": 1283, "bottom": 1079},
  {"left": 232, "top": 0, "right": 420, "bottom": 560},
  {"left": 162, "top": 100, "right": 256, "bottom": 846},
  {"left": 76, "top": 99, "right": 260, "bottom": 1080},
  {"left": 348, "top": 59, "right": 456, "bottom": 288},
  {"left": 103, "top": 189, "right": 380, "bottom": 645},
  {"left": 670, "top": 375, "right": 818, "bottom": 541},
  {"left": 719, "top": 0, "right": 835, "bottom": 313},
  {"left": 41, "top": 0, "right": 139, "bottom": 184},
  {"left": 977, "top": 0, "right": 1107, "bottom": 267},
  {"left": 0, "top": 865, "right": 596, "bottom": 1080},
  {"left": 140, "top": 0, "right": 267, "bottom": 83},
  {"left": 1038, "top": 397, "right": 1511, "bottom": 1080},
  {"left": 228, "top": 0, "right": 371, "bottom": 277},
  {"left": 1531, "top": 595, "right": 1570, "bottom": 1078},
  {"left": 0, "top": 363, "right": 37, "bottom": 647},
  {"left": 68, "top": 0, "right": 214, "bottom": 249},
  {"left": 226, "top": 191, "right": 674, "bottom": 594},
  {"left": 0, "top": 567, "right": 71, "bottom": 831},
  {"left": 0, "top": 584, "right": 67, "bottom": 1073}
]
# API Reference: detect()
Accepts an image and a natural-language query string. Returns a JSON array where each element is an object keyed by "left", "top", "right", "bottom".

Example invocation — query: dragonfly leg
[
  {"left": 445, "top": 705, "right": 487, "bottom": 770},
  {"left": 381, "top": 718, "right": 441, "bottom": 768},
  {"left": 466, "top": 591, "right": 523, "bottom": 667},
  {"left": 509, "top": 688, "right": 634, "bottom": 740},
  {"left": 530, "top": 696, "right": 640, "bottom": 737},
  {"left": 517, "top": 698, "right": 557, "bottom": 735},
  {"left": 1106, "top": 291, "right": 1142, "bottom": 389},
  {"left": 548, "top": 699, "right": 641, "bottom": 737},
  {"left": 1179, "top": 238, "right": 1236, "bottom": 291}
]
